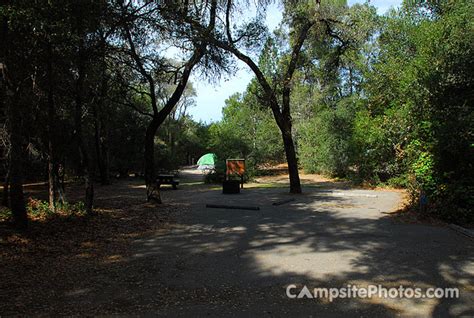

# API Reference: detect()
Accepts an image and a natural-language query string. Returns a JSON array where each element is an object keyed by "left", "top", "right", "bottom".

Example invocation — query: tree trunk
[
  {"left": 47, "top": 152, "right": 55, "bottom": 211},
  {"left": 9, "top": 98, "right": 27, "bottom": 229},
  {"left": 2, "top": 12, "right": 26, "bottom": 228},
  {"left": 1, "top": 4, "right": 8, "bottom": 208},
  {"left": 46, "top": 42, "right": 58, "bottom": 212},
  {"left": 281, "top": 124, "right": 302, "bottom": 194},
  {"left": 101, "top": 137, "right": 109, "bottom": 184},
  {"left": 2, "top": 169, "right": 9, "bottom": 207},
  {"left": 94, "top": 124, "right": 108, "bottom": 185},
  {"left": 75, "top": 47, "right": 95, "bottom": 215},
  {"left": 213, "top": 41, "right": 304, "bottom": 195},
  {"left": 144, "top": 117, "right": 161, "bottom": 202},
  {"left": 84, "top": 167, "right": 94, "bottom": 213},
  {"left": 93, "top": 103, "right": 109, "bottom": 185},
  {"left": 98, "top": 112, "right": 110, "bottom": 186},
  {"left": 93, "top": 60, "right": 110, "bottom": 185},
  {"left": 77, "top": 116, "right": 94, "bottom": 215},
  {"left": 125, "top": 24, "right": 205, "bottom": 203},
  {"left": 56, "top": 159, "right": 65, "bottom": 203}
]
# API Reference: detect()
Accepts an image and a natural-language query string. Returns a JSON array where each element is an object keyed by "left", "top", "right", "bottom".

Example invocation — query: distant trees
[
  {"left": 1, "top": 0, "right": 45, "bottom": 228},
  {"left": 179, "top": 0, "right": 366, "bottom": 193},
  {"left": 1, "top": 0, "right": 472, "bottom": 227},
  {"left": 209, "top": 91, "right": 284, "bottom": 169},
  {"left": 213, "top": 0, "right": 473, "bottom": 223},
  {"left": 0, "top": 0, "right": 214, "bottom": 227},
  {"left": 360, "top": 0, "right": 474, "bottom": 222},
  {"left": 113, "top": 2, "right": 211, "bottom": 202}
]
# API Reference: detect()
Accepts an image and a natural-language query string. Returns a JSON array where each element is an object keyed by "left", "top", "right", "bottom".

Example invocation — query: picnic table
[{"left": 156, "top": 174, "right": 179, "bottom": 190}]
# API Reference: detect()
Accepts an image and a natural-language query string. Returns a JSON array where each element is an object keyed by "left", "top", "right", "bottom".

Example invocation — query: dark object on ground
[
  {"left": 272, "top": 198, "right": 296, "bottom": 206},
  {"left": 206, "top": 204, "right": 260, "bottom": 211},
  {"left": 157, "top": 174, "right": 179, "bottom": 190},
  {"left": 223, "top": 180, "right": 240, "bottom": 194},
  {"left": 449, "top": 224, "right": 474, "bottom": 238}
]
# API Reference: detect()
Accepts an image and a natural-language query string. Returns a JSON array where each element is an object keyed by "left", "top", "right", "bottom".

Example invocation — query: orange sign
[{"left": 226, "top": 159, "right": 245, "bottom": 176}]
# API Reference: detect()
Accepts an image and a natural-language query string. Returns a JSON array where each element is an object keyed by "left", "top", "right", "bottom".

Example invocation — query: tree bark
[
  {"left": 72, "top": 10, "right": 95, "bottom": 214},
  {"left": 281, "top": 124, "right": 301, "bottom": 194},
  {"left": 9, "top": 97, "right": 27, "bottom": 229},
  {"left": 143, "top": 51, "right": 202, "bottom": 202},
  {"left": 145, "top": 117, "right": 161, "bottom": 202},
  {"left": 207, "top": 14, "right": 314, "bottom": 194},
  {"left": 46, "top": 41, "right": 58, "bottom": 212},
  {"left": 93, "top": 53, "right": 110, "bottom": 185},
  {"left": 124, "top": 26, "right": 205, "bottom": 202},
  {"left": 74, "top": 41, "right": 95, "bottom": 215},
  {"left": 47, "top": 149, "right": 55, "bottom": 211},
  {"left": 93, "top": 102, "right": 109, "bottom": 186},
  {"left": 2, "top": 10, "right": 27, "bottom": 228},
  {"left": 209, "top": 40, "right": 303, "bottom": 193},
  {"left": 2, "top": 167, "right": 9, "bottom": 207},
  {"left": 1, "top": 8, "right": 8, "bottom": 208}
]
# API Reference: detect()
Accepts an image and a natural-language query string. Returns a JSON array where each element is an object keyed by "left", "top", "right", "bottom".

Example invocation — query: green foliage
[
  {"left": 26, "top": 198, "right": 86, "bottom": 218},
  {"left": 289, "top": 0, "right": 472, "bottom": 222},
  {"left": 351, "top": 110, "right": 387, "bottom": 182},
  {"left": 27, "top": 199, "right": 52, "bottom": 216},
  {"left": 299, "top": 100, "right": 356, "bottom": 177},
  {"left": 2, "top": 0, "right": 472, "bottom": 225},
  {"left": 411, "top": 151, "right": 437, "bottom": 194},
  {"left": 207, "top": 92, "right": 284, "bottom": 179},
  {"left": 0, "top": 207, "right": 11, "bottom": 222},
  {"left": 361, "top": 0, "right": 474, "bottom": 222}
]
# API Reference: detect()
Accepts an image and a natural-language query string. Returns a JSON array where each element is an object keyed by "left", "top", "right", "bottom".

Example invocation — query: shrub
[
  {"left": 26, "top": 198, "right": 86, "bottom": 218},
  {"left": 299, "top": 100, "right": 356, "bottom": 177}
]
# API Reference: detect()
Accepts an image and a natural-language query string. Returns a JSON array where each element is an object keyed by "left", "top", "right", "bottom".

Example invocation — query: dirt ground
[{"left": 0, "top": 169, "right": 472, "bottom": 316}]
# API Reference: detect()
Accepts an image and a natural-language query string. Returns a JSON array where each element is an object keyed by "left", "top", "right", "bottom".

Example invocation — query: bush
[
  {"left": 299, "top": 100, "right": 356, "bottom": 177},
  {"left": 26, "top": 198, "right": 86, "bottom": 218}
]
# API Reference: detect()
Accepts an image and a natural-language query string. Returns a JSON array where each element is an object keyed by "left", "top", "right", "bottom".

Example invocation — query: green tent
[{"left": 197, "top": 153, "right": 216, "bottom": 169}]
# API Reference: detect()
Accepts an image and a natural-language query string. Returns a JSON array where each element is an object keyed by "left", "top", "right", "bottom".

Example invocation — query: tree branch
[
  {"left": 124, "top": 26, "right": 159, "bottom": 115},
  {"left": 282, "top": 21, "right": 315, "bottom": 117},
  {"left": 109, "top": 97, "right": 154, "bottom": 119}
]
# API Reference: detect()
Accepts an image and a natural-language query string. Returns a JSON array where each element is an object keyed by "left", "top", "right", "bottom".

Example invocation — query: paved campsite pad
[
  {"left": 127, "top": 172, "right": 473, "bottom": 316},
  {"left": 2, "top": 170, "right": 472, "bottom": 316}
]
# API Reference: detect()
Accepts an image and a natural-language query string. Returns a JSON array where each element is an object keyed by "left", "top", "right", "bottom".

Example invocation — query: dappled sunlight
[
  {"left": 251, "top": 245, "right": 368, "bottom": 279},
  {"left": 103, "top": 254, "right": 126, "bottom": 264},
  {"left": 2, "top": 0, "right": 471, "bottom": 316},
  {"left": 64, "top": 288, "right": 93, "bottom": 297},
  {"left": 132, "top": 226, "right": 246, "bottom": 258},
  {"left": 124, "top": 182, "right": 472, "bottom": 316},
  {"left": 346, "top": 278, "right": 472, "bottom": 317},
  {"left": 129, "top": 184, "right": 146, "bottom": 189},
  {"left": 438, "top": 263, "right": 474, "bottom": 288},
  {"left": 3, "top": 179, "right": 472, "bottom": 316},
  {"left": 360, "top": 291, "right": 440, "bottom": 317}
]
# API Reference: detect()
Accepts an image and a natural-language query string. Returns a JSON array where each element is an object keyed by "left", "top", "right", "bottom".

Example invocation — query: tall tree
[
  {"left": 1, "top": 0, "right": 30, "bottom": 228},
  {"left": 181, "top": 0, "right": 349, "bottom": 193},
  {"left": 115, "top": 1, "right": 217, "bottom": 202}
]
